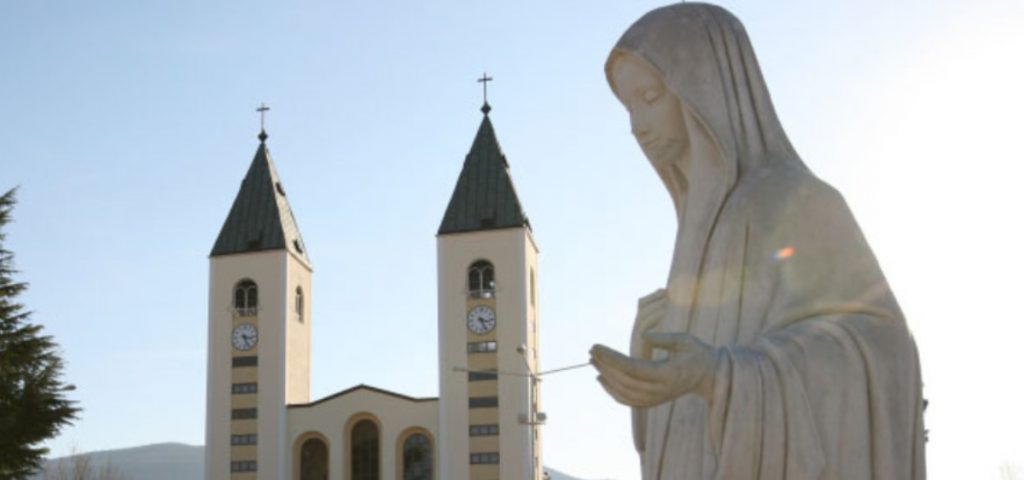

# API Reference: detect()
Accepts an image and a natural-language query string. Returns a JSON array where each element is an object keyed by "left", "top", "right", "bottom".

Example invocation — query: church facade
[{"left": 204, "top": 104, "right": 543, "bottom": 480}]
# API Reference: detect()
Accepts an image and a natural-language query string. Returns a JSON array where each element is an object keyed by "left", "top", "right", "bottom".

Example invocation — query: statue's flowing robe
[
  {"left": 607, "top": 4, "right": 926, "bottom": 479},
  {"left": 641, "top": 166, "right": 926, "bottom": 479}
]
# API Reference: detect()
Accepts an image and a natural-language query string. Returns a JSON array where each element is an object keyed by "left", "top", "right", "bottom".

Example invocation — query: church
[{"left": 203, "top": 99, "right": 543, "bottom": 480}]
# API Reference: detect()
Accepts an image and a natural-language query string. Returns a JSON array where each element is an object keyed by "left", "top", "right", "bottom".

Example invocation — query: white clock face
[
  {"left": 467, "top": 305, "right": 496, "bottom": 335},
  {"left": 232, "top": 323, "right": 258, "bottom": 351}
]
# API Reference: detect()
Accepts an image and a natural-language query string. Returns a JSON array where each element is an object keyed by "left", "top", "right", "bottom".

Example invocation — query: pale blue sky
[{"left": 2, "top": 1, "right": 1022, "bottom": 479}]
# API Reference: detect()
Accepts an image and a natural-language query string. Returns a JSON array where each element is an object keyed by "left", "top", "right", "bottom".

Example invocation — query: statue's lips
[{"left": 641, "top": 139, "right": 676, "bottom": 163}]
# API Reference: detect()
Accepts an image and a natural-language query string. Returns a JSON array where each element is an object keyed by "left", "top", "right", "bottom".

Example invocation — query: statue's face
[{"left": 611, "top": 54, "right": 688, "bottom": 169}]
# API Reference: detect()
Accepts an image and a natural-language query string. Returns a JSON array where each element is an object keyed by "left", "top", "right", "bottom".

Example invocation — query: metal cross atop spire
[
  {"left": 257, "top": 102, "right": 270, "bottom": 142},
  {"left": 477, "top": 73, "right": 493, "bottom": 114}
]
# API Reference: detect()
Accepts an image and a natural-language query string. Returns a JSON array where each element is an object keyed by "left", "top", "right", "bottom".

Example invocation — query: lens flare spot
[{"left": 775, "top": 246, "right": 795, "bottom": 260}]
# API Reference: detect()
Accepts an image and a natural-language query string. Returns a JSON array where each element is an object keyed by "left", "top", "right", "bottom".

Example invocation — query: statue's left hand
[{"left": 590, "top": 333, "right": 716, "bottom": 407}]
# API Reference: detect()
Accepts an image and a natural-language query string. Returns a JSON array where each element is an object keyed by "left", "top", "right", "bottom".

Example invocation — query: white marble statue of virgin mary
[{"left": 590, "top": 4, "right": 927, "bottom": 479}]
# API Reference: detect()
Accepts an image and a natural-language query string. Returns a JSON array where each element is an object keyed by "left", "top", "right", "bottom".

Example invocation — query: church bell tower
[
  {"left": 437, "top": 99, "right": 543, "bottom": 480},
  {"left": 205, "top": 125, "right": 313, "bottom": 480}
]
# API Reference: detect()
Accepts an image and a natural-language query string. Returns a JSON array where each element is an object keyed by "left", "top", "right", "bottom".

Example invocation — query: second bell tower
[{"left": 436, "top": 103, "right": 543, "bottom": 480}]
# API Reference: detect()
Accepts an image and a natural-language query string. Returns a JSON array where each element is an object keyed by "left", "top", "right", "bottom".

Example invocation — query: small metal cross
[
  {"left": 257, "top": 102, "right": 270, "bottom": 131},
  {"left": 477, "top": 73, "right": 493, "bottom": 104}
]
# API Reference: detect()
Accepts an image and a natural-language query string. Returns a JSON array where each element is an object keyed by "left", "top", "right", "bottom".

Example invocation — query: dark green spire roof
[
  {"left": 438, "top": 112, "right": 529, "bottom": 235},
  {"left": 210, "top": 136, "right": 311, "bottom": 264}
]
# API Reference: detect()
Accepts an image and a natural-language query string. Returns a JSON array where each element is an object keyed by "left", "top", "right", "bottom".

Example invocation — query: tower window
[
  {"left": 468, "top": 260, "right": 495, "bottom": 298},
  {"left": 296, "top": 286, "right": 304, "bottom": 323},
  {"left": 231, "top": 408, "right": 257, "bottom": 419},
  {"left": 230, "top": 460, "right": 258, "bottom": 472},
  {"left": 232, "top": 356, "right": 258, "bottom": 368},
  {"left": 469, "top": 452, "right": 500, "bottom": 465},
  {"left": 467, "top": 341, "right": 497, "bottom": 354},
  {"left": 234, "top": 279, "right": 258, "bottom": 316},
  {"left": 468, "top": 371, "right": 497, "bottom": 381},
  {"left": 231, "top": 382, "right": 258, "bottom": 394},
  {"left": 469, "top": 396, "right": 499, "bottom": 408},
  {"left": 231, "top": 434, "right": 258, "bottom": 445},
  {"left": 469, "top": 424, "right": 499, "bottom": 436}
]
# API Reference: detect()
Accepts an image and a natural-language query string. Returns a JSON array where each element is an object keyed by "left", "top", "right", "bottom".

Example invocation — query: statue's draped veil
[
  {"left": 605, "top": 3, "right": 809, "bottom": 332},
  {"left": 603, "top": 4, "right": 926, "bottom": 480},
  {"left": 606, "top": 3, "right": 801, "bottom": 180}
]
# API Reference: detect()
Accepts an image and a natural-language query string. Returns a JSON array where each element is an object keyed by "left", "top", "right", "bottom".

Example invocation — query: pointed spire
[
  {"left": 438, "top": 103, "right": 529, "bottom": 235},
  {"left": 210, "top": 133, "right": 311, "bottom": 265}
]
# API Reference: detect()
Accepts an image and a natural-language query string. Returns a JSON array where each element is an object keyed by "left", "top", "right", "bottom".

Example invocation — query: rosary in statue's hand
[{"left": 591, "top": 332, "right": 716, "bottom": 408}]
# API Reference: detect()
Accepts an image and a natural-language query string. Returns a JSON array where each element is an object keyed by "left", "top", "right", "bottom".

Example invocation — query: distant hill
[
  {"left": 546, "top": 466, "right": 599, "bottom": 480},
  {"left": 34, "top": 443, "right": 596, "bottom": 480},
  {"left": 33, "top": 443, "right": 203, "bottom": 480}
]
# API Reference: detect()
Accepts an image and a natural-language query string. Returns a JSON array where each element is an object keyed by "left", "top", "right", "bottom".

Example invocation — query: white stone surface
[{"left": 590, "top": 4, "right": 926, "bottom": 479}]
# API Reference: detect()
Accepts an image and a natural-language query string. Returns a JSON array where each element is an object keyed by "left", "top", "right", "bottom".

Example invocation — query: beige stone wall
[
  {"left": 285, "top": 254, "right": 312, "bottom": 405},
  {"left": 437, "top": 227, "right": 541, "bottom": 480},
  {"left": 286, "top": 387, "right": 438, "bottom": 480},
  {"left": 205, "top": 250, "right": 312, "bottom": 480}
]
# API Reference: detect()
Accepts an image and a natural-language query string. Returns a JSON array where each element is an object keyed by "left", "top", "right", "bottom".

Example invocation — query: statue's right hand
[{"left": 631, "top": 289, "right": 667, "bottom": 359}]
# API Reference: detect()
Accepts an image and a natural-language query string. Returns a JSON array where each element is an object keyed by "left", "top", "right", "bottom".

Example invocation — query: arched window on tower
[
  {"left": 234, "top": 279, "right": 258, "bottom": 316},
  {"left": 468, "top": 260, "right": 495, "bottom": 299},
  {"left": 351, "top": 420, "right": 379, "bottom": 480},
  {"left": 402, "top": 433, "right": 433, "bottom": 480},
  {"left": 295, "top": 286, "right": 304, "bottom": 323},
  {"left": 299, "top": 437, "right": 328, "bottom": 480}
]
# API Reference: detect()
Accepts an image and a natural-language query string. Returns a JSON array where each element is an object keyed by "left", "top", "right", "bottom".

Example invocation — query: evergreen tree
[{"left": 0, "top": 189, "right": 78, "bottom": 478}]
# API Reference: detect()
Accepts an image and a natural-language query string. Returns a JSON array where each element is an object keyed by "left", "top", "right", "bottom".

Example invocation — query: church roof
[
  {"left": 210, "top": 133, "right": 311, "bottom": 264},
  {"left": 286, "top": 384, "right": 438, "bottom": 408},
  {"left": 438, "top": 109, "right": 530, "bottom": 235}
]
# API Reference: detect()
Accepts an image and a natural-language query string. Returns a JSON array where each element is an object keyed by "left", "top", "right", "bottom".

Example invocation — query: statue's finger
[
  {"left": 592, "top": 344, "right": 667, "bottom": 382},
  {"left": 593, "top": 350, "right": 663, "bottom": 390},
  {"left": 593, "top": 357, "right": 665, "bottom": 398},
  {"left": 597, "top": 376, "right": 637, "bottom": 406},
  {"left": 597, "top": 375, "right": 661, "bottom": 408}
]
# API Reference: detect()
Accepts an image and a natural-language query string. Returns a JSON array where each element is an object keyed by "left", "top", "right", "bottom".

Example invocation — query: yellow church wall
[
  {"left": 231, "top": 394, "right": 257, "bottom": 409},
  {"left": 470, "top": 435, "right": 500, "bottom": 452},
  {"left": 231, "top": 368, "right": 258, "bottom": 384},
  {"left": 470, "top": 465, "right": 500, "bottom": 479},
  {"left": 231, "top": 445, "right": 258, "bottom": 458},
  {"left": 468, "top": 380, "right": 498, "bottom": 398},
  {"left": 467, "top": 353, "right": 498, "bottom": 371},
  {"left": 468, "top": 407, "right": 499, "bottom": 425},
  {"left": 230, "top": 419, "right": 257, "bottom": 435}
]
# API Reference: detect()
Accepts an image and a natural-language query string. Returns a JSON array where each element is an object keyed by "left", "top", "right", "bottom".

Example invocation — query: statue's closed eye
[{"left": 644, "top": 89, "right": 662, "bottom": 104}]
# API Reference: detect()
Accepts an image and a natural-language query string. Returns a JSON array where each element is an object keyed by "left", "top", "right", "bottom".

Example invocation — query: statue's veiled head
[{"left": 606, "top": 3, "right": 801, "bottom": 184}]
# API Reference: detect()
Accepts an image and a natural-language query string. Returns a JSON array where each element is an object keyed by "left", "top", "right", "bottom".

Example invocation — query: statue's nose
[{"left": 631, "top": 115, "right": 651, "bottom": 141}]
